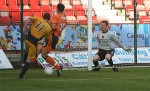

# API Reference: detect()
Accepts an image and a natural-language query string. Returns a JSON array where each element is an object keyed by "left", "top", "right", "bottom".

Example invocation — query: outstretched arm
[{"left": 111, "top": 33, "right": 131, "bottom": 51}]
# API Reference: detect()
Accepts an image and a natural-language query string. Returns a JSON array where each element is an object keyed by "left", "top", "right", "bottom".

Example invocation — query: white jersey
[{"left": 97, "top": 30, "right": 125, "bottom": 50}]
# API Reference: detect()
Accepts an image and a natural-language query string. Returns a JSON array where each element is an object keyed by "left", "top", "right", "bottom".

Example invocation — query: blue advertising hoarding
[{"left": 0, "top": 24, "right": 150, "bottom": 50}]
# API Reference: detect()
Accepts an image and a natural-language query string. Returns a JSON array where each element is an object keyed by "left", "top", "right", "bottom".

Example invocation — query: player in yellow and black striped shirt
[{"left": 18, "top": 16, "right": 52, "bottom": 79}]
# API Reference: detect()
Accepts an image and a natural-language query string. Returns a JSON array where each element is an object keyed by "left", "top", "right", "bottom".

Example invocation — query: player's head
[
  {"left": 43, "top": 13, "right": 50, "bottom": 20},
  {"left": 101, "top": 20, "right": 109, "bottom": 31},
  {"left": 57, "top": 3, "right": 65, "bottom": 12}
]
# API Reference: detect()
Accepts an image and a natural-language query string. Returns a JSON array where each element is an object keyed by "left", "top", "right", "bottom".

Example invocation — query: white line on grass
[{"left": 1, "top": 76, "right": 150, "bottom": 81}]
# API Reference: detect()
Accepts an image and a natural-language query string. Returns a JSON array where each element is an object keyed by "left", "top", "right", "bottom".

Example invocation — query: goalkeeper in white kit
[{"left": 92, "top": 21, "right": 131, "bottom": 72}]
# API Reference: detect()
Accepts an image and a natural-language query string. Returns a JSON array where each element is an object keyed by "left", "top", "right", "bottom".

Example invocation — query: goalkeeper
[{"left": 92, "top": 21, "right": 131, "bottom": 72}]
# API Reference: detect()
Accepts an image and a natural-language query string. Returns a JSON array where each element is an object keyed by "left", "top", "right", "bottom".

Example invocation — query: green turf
[{"left": 0, "top": 67, "right": 150, "bottom": 91}]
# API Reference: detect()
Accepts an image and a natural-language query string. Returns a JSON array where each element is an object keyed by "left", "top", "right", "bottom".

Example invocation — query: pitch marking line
[{"left": 1, "top": 76, "right": 150, "bottom": 81}]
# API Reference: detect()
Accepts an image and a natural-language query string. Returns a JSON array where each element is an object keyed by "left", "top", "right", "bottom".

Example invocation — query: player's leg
[
  {"left": 18, "top": 58, "right": 33, "bottom": 79},
  {"left": 51, "top": 34, "right": 63, "bottom": 77},
  {"left": 105, "top": 50, "right": 119, "bottom": 72},
  {"left": 51, "top": 34, "right": 58, "bottom": 50},
  {"left": 46, "top": 56, "right": 62, "bottom": 77},
  {"left": 92, "top": 54, "right": 100, "bottom": 71},
  {"left": 23, "top": 51, "right": 28, "bottom": 64},
  {"left": 42, "top": 50, "right": 62, "bottom": 77},
  {"left": 92, "top": 49, "right": 107, "bottom": 71},
  {"left": 18, "top": 41, "right": 37, "bottom": 79},
  {"left": 19, "top": 51, "right": 28, "bottom": 66},
  {"left": 92, "top": 49, "right": 104, "bottom": 71},
  {"left": 23, "top": 43, "right": 28, "bottom": 63},
  {"left": 42, "top": 36, "right": 62, "bottom": 77}
]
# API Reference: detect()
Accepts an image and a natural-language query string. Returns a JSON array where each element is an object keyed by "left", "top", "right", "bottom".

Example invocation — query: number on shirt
[{"left": 35, "top": 22, "right": 45, "bottom": 32}]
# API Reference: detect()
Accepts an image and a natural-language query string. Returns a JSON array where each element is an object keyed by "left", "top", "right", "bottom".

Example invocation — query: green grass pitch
[{"left": 0, "top": 67, "right": 150, "bottom": 91}]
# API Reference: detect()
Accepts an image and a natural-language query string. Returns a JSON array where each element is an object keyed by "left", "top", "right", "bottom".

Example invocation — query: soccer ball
[{"left": 44, "top": 67, "right": 53, "bottom": 75}]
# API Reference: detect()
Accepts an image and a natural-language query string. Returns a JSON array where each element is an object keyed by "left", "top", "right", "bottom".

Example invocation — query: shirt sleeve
[
  {"left": 30, "top": 16, "right": 38, "bottom": 23},
  {"left": 110, "top": 32, "right": 126, "bottom": 49}
]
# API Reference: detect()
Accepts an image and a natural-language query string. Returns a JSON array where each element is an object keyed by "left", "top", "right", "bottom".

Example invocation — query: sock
[
  {"left": 108, "top": 59, "right": 114, "bottom": 67},
  {"left": 23, "top": 52, "right": 28, "bottom": 63},
  {"left": 19, "top": 62, "right": 30, "bottom": 78},
  {"left": 46, "top": 56, "right": 60, "bottom": 70},
  {"left": 93, "top": 61, "right": 99, "bottom": 67}
]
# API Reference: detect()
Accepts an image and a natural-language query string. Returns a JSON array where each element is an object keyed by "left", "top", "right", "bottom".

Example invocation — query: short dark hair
[
  {"left": 101, "top": 20, "right": 109, "bottom": 26},
  {"left": 57, "top": 3, "right": 65, "bottom": 12},
  {"left": 43, "top": 13, "right": 50, "bottom": 20}
]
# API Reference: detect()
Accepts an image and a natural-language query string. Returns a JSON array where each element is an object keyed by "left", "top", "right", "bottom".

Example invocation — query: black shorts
[
  {"left": 51, "top": 34, "right": 58, "bottom": 50},
  {"left": 96, "top": 49, "right": 115, "bottom": 61}
]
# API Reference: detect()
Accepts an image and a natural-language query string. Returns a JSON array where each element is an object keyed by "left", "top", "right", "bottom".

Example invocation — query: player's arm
[
  {"left": 42, "top": 30, "right": 51, "bottom": 47},
  {"left": 60, "top": 13, "right": 67, "bottom": 32},
  {"left": 51, "top": 16, "right": 57, "bottom": 30},
  {"left": 60, "top": 18, "right": 67, "bottom": 32},
  {"left": 96, "top": 33, "right": 100, "bottom": 44},
  {"left": 24, "top": 17, "right": 39, "bottom": 34},
  {"left": 45, "top": 20, "right": 56, "bottom": 30},
  {"left": 24, "top": 16, "right": 38, "bottom": 27},
  {"left": 37, "top": 36, "right": 49, "bottom": 55},
  {"left": 38, "top": 36, "right": 49, "bottom": 46},
  {"left": 111, "top": 33, "right": 131, "bottom": 51},
  {"left": 23, "top": 17, "right": 32, "bottom": 33},
  {"left": 60, "top": 12, "right": 67, "bottom": 32},
  {"left": 37, "top": 43, "right": 43, "bottom": 55},
  {"left": 44, "top": 36, "right": 50, "bottom": 45},
  {"left": 50, "top": 22, "right": 56, "bottom": 30}
]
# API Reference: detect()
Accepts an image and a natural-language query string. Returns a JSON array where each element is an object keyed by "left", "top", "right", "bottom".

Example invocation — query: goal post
[{"left": 87, "top": 0, "right": 93, "bottom": 71}]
